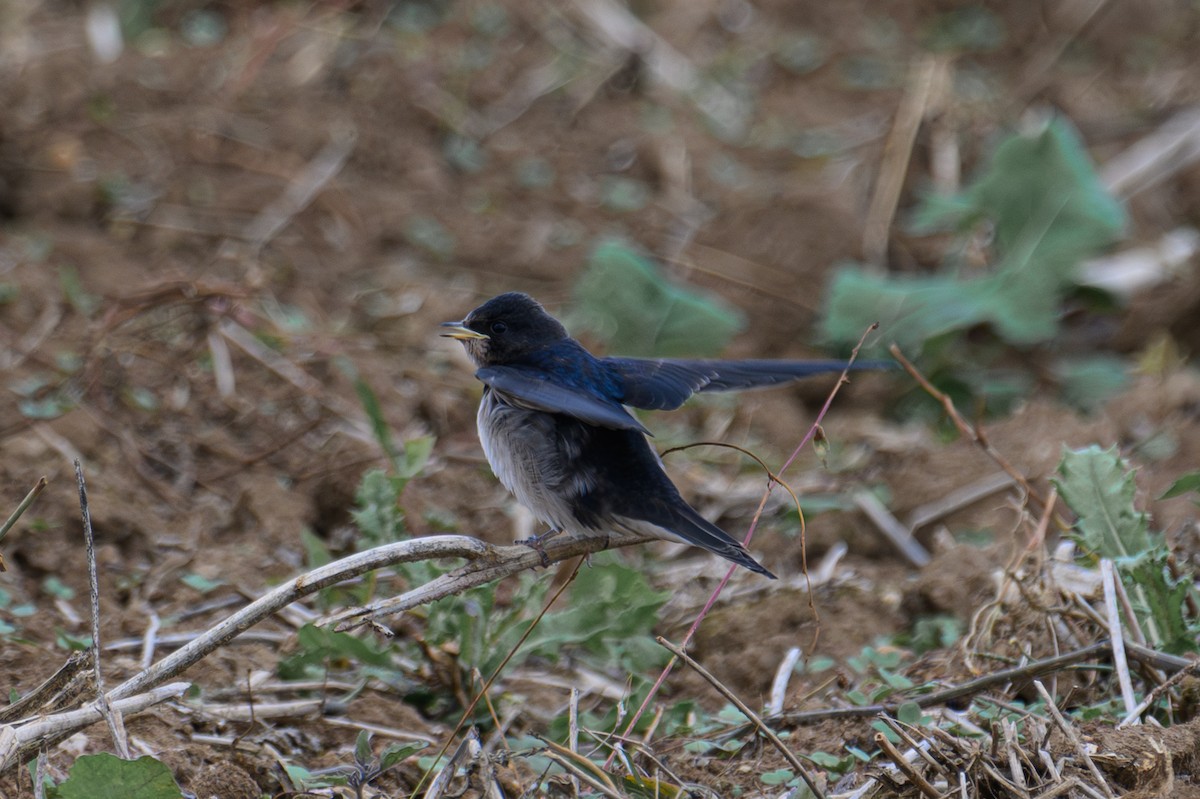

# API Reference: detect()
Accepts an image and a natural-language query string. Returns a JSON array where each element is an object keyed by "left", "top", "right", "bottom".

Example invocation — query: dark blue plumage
[{"left": 442, "top": 292, "right": 886, "bottom": 579}]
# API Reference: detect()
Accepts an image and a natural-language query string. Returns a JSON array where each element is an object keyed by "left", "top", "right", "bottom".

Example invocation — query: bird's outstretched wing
[
  {"left": 606, "top": 358, "right": 890, "bottom": 411},
  {"left": 476, "top": 365, "right": 650, "bottom": 433}
]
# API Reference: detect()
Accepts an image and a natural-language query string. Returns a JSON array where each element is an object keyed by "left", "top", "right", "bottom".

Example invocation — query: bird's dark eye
[{"left": 491, "top": 321, "right": 508, "bottom": 334}]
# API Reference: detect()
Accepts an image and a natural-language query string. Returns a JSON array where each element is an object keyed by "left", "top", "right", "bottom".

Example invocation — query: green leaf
[
  {"left": 401, "top": 436, "right": 435, "bottom": 479},
  {"left": 1053, "top": 356, "right": 1130, "bottom": 412},
  {"left": 822, "top": 117, "right": 1126, "bottom": 351},
  {"left": 58, "top": 754, "right": 183, "bottom": 799},
  {"left": 59, "top": 264, "right": 100, "bottom": 317},
  {"left": 56, "top": 630, "right": 92, "bottom": 651},
  {"left": 846, "top": 689, "right": 870, "bottom": 706},
  {"left": 42, "top": 577, "right": 76, "bottom": 600},
  {"left": 879, "top": 669, "right": 915, "bottom": 690},
  {"left": 573, "top": 239, "right": 745, "bottom": 357},
  {"left": 490, "top": 560, "right": 670, "bottom": 671},
  {"left": 1125, "top": 552, "right": 1196, "bottom": 654},
  {"left": 277, "top": 624, "right": 393, "bottom": 679},
  {"left": 355, "top": 730, "right": 373, "bottom": 766},
  {"left": 1161, "top": 471, "right": 1200, "bottom": 501},
  {"left": 355, "top": 377, "right": 400, "bottom": 470},
  {"left": 922, "top": 7, "right": 1005, "bottom": 52},
  {"left": 760, "top": 768, "right": 796, "bottom": 786},
  {"left": 599, "top": 177, "right": 651, "bottom": 212},
  {"left": 403, "top": 215, "right": 456, "bottom": 260},
  {"left": 378, "top": 741, "right": 428, "bottom": 772},
  {"left": 351, "top": 469, "right": 407, "bottom": 545},
  {"left": 896, "top": 701, "right": 925, "bottom": 726},
  {"left": 300, "top": 528, "right": 333, "bottom": 568},
  {"left": 179, "top": 573, "right": 223, "bottom": 593},
  {"left": 1053, "top": 445, "right": 1151, "bottom": 559},
  {"left": 808, "top": 750, "right": 849, "bottom": 769}
]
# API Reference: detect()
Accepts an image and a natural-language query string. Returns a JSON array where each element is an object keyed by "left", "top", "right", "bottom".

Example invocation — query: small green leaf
[
  {"left": 378, "top": 741, "right": 427, "bottom": 772},
  {"left": 879, "top": 669, "right": 915, "bottom": 690},
  {"left": 401, "top": 436, "right": 435, "bottom": 479},
  {"left": 846, "top": 745, "right": 873, "bottom": 762},
  {"left": 403, "top": 215, "right": 456, "bottom": 260},
  {"left": 1053, "top": 356, "right": 1129, "bottom": 412},
  {"left": 180, "top": 573, "right": 223, "bottom": 593},
  {"left": 599, "top": 177, "right": 650, "bottom": 212},
  {"left": 300, "top": 528, "right": 333, "bottom": 568},
  {"left": 760, "top": 768, "right": 795, "bottom": 786},
  {"left": 804, "top": 655, "right": 836, "bottom": 672},
  {"left": 443, "top": 135, "right": 487, "bottom": 173},
  {"left": 59, "top": 264, "right": 100, "bottom": 317},
  {"left": 56, "top": 630, "right": 92, "bottom": 651},
  {"left": 896, "top": 701, "right": 925, "bottom": 725},
  {"left": 43, "top": 576, "right": 76, "bottom": 600},
  {"left": 846, "top": 689, "right": 870, "bottom": 706},
  {"left": 808, "top": 750, "right": 847, "bottom": 769},
  {"left": 922, "top": 8, "right": 1005, "bottom": 52},
  {"left": 355, "top": 730, "right": 373, "bottom": 765},
  {"left": 1161, "top": 471, "right": 1200, "bottom": 500}
]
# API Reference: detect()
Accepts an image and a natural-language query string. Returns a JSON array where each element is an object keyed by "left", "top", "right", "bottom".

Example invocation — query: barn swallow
[{"left": 442, "top": 292, "right": 885, "bottom": 578}]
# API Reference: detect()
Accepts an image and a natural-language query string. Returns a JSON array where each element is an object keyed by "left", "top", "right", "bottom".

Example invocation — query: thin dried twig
[
  {"left": 770, "top": 642, "right": 1113, "bottom": 726},
  {"left": 537, "top": 737, "right": 622, "bottom": 798},
  {"left": 853, "top": 489, "right": 930, "bottom": 567},
  {"left": 905, "top": 471, "right": 1016, "bottom": 531},
  {"left": 1033, "top": 680, "right": 1117, "bottom": 799},
  {"left": 0, "top": 476, "right": 48, "bottom": 550},
  {"left": 890, "top": 344, "right": 1063, "bottom": 525},
  {"left": 768, "top": 647, "right": 803, "bottom": 716},
  {"left": 0, "top": 652, "right": 91, "bottom": 725},
  {"left": 218, "top": 317, "right": 373, "bottom": 443},
  {"left": 862, "top": 54, "right": 944, "bottom": 265},
  {"left": 1100, "top": 560, "right": 1136, "bottom": 716},
  {"left": 874, "top": 730, "right": 941, "bottom": 799},
  {"left": 1102, "top": 108, "right": 1200, "bottom": 197},
  {"left": 658, "top": 636, "right": 826, "bottom": 799},
  {"left": 424, "top": 728, "right": 483, "bottom": 799},
  {"left": 1120, "top": 658, "right": 1200, "bottom": 727},
  {"left": 76, "top": 461, "right": 130, "bottom": 759},
  {"left": 241, "top": 125, "right": 357, "bottom": 250},
  {"left": 569, "top": 0, "right": 749, "bottom": 139}
]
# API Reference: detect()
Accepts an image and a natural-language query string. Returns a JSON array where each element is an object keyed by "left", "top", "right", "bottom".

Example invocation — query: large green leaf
[
  {"left": 1053, "top": 445, "right": 1151, "bottom": 559},
  {"left": 573, "top": 239, "right": 745, "bottom": 357},
  {"left": 822, "top": 117, "right": 1126, "bottom": 351},
  {"left": 58, "top": 754, "right": 183, "bottom": 799}
]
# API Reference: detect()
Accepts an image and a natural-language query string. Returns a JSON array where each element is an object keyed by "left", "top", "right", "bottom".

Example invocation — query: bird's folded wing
[
  {"left": 476, "top": 365, "right": 650, "bottom": 433},
  {"left": 605, "top": 358, "right": 876, "bottom": 410}
]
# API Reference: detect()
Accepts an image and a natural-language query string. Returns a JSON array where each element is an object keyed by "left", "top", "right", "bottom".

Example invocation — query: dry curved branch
[
  {"left": 325, "top": 530, "right": 649, "bottom": 630},
  {"left": 0, "top": 683, "right": 190, "bottom": 771},
  {"left": 105, "top": 531, "right": 649, "bottom": 703}
]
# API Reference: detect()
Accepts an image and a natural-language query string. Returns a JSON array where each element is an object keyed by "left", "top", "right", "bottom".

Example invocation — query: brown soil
[{"left": 1, "top": 1, "right": 1198, "bottom": 797}]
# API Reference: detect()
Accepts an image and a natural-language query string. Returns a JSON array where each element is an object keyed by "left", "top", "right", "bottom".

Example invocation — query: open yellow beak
[{"left": 439, "top": 322, "right": 488, "bottom": 340}]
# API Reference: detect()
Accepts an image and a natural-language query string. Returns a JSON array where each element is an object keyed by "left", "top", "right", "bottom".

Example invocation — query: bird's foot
[{"left": 516, "top": 528, "right": 562, "bottom": 568}]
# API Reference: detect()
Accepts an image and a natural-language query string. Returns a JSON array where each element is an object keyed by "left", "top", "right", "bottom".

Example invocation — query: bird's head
[{"left": 440, "top": 292, "right": 569, "bottom": 366}]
